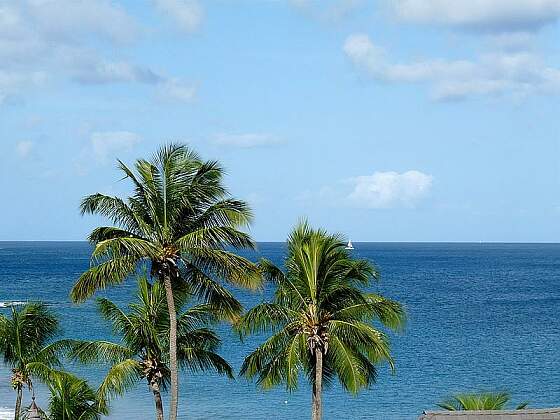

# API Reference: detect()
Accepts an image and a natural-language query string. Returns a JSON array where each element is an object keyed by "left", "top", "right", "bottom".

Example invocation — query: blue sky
[{"left": 1, "top": 0, "right": 559, "bottom": 242}]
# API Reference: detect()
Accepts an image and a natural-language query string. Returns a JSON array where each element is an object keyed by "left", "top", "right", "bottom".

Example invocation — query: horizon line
[{"left": 1, "top": 240, "right": 560, "bottom": 244}]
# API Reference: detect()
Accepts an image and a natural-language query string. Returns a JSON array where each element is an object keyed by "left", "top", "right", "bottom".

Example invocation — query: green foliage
[
  {"left": 27, "top": 363, "right": 106, "bottom": 420},
  {"left": 237, "top": 221, "right": 406, "bottom": 394},
  {"left": 438, "top": 392, "right": 529, "bottom": 411},
  {"left": 70, "top": 276, "right": 234, "bottom": 406},
  {"left": 71, "top": 143, "right": 260, "bottom": 420},
  {"left": 0, "top": 303, "right": 74, "bottom": 390},
  {"left": 71, "top": 143, "right": 261, "bottom": 318}
]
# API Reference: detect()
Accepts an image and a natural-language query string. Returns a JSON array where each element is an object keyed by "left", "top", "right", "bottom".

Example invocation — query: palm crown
[
  {"left": 438, "top": 392, "right": 529, "bottom": 411},
  {"left": 25, "top": 365, "right": 106, "bottom": 420},
  {"left": 71, "top": 143, "right": 259, "bottom": 311},
  {"left": 70, "top": 276, "right": 233, "bottom": 419},
  {"left": 0, "top": 303, "right": 72, "bottom": 420},
  {"left": 237, "top": 222, "right": 406, "bottom": 420},
  {"left": 70, "top": 143, "right": 260, "bottom": 420}
]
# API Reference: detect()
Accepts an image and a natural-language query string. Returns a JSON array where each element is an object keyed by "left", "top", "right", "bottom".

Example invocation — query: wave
[
  {"left": 0, "top": 408, "right": 13, "bottom": 420},
  {"left": 0, "top": 301, "right": 27, "bottom": 308}
]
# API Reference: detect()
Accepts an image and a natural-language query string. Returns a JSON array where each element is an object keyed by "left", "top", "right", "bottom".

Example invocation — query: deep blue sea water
[{"left": 1, "top": 242, "right": 559, "bottom": 419}]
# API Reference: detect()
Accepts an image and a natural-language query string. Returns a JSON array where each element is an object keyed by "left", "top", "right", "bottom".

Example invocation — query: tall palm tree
[
  {"left": 70, "top": 276, "right": 234, "bottom": 420},
  {"left": 237, "top": 222, "right": 406, "bottom": 420},
  {"left": 26, "top": 364, "right": 108, "bottom": 420},
  {"left": 438, "top": 392, "right": 528, "bottom": 411},
  {"left": 0, "top": 303, "right": 71, "bottom": 420},
  {"left": 70, "top": 144, "right": 260, "bottom": 420}
]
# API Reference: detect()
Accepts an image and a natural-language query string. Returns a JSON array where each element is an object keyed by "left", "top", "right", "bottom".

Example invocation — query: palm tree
[
  {"left": 237, "top": 221, "right": 406, "bottom": 420},
  {"left": 70, "top": 276, "right": 234, "bottom": 420},
  {"left": 438, "top": 392, "right": 528, "bottom": 411},
  {"left": 70, "top": 144, "right": 260, "bottom": 420},
  {"left": 0, "top": 303, "right": 72, "bottom": 420},
  {"left": 25, "top": 364, "right": 107, "bottom": 420}
]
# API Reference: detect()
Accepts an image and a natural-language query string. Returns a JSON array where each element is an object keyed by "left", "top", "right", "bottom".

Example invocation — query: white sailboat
[{"left": 345, "top": 240, "right": 354, "bottom": 250}]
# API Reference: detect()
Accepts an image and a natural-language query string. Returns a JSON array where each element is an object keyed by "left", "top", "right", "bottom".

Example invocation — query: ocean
[{"left": 1, "top": 242, "right": 559, "bottom": 419}]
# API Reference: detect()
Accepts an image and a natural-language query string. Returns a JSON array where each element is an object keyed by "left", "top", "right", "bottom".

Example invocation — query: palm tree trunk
[
  {"left": 14, "top": 387, "right": 22, "bottom": 420},
  {"left": 162, "top": 273, "right": 179, "bottom": 420},
  {"left": 312, "top": 350, "right": 323, "bottom": 420},
  {"left": 152, "top": 382, "right": 165, "bottom": 420}
]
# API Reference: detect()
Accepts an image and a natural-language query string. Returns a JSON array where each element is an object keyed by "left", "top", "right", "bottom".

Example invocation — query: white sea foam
[
  {"left": 0, "top": 301, "right": 27, "bottom": 308},
  {"left": 0, "top": 407, "right": 13, "bottom": 420}
]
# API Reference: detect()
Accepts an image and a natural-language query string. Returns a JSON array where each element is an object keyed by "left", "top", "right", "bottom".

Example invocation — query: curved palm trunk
[
  {"left": 162, "top": 273, "right": 179, "bottom": 420},
  {"left": 312, "top": 350, "right": 323, "bottom": 420},
  {"left": 151, "top": 382, "right": 165, "bottom": 420},
  {"left": 14, "top": 387, "right": 22, "bottom": 420}
]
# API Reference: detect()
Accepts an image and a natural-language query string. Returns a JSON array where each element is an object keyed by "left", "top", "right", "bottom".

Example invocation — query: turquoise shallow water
[{"left": 1, "top": 242, "right": 559, "bottom": 419}]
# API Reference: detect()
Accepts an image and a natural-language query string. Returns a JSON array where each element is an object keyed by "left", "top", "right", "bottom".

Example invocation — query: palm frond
[
  {"left": 236, "top": 303, "right": 292, "bottom": 337},
  {"left": 91, "top": 237, "right": 158, "bottom": 263},
  {"left": 70, "top": 341, "right": 133, "bottom": 365},
  {"left": 185, "top": 247, "right": 262, "bottom": 290},
  {"left": 96, "top": 359, "right": 142, "bottom": 412},
  {"left": 71, "top": 257, "right": 137, "bottom": 303},
  {"left": 80, "top": 194, "right": 141, "bottom": 236},
  {"left": 258, "top": 258, "right": 286, "bottom": 284},
  {"left": 177, "top": 347, "right": 234, "bottom": 378},
  {"left": 174, "top": 226, "right": 254, "bottom": 251},
  {"left": 187, "top": 199, "right": 253, "bottom": 232},
  {"left": 333, "top": 293, "right": 406, "bottom": 332},
  {"left": 239, "top": 221, "right": 405, "bottom": 402},
  {"left": 181, "top": 264, "right": 244, "bottom": 321},
  {"left": 33, "top": 339, "right": 79, "bottom": 367},
  {"left": 437, "top": 392, "right": 514, "bottom": 411}
]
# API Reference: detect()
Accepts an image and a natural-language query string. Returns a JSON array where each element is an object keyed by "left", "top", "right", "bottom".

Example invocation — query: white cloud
[
  {"left": 27, "top": 0, "right": 138, "bottom": 44},
  {"left": 91, "top": 131, "right": 141, "bottom": 162},
  {"left": 212, "top": 133, "right": 282, "bottom": 148},
  {"left": 157, "top": 78, "right": 197, "bottom": 102},
  {"left": 71, "top": 59, "right": 161, "bottom": 85},
  {"left": 154, "top": 0, "right": 203, "bottom": 32},
  {"left": 391, "top": 0, "right": 560, "bottom": 32},
  {"left": 15, "top": 141, "right": 34, "bottom": 158},
  {"left": 0, "top": 1, "right": 138, "bottom": 95},
  {"left": 486, "top": 32, "right": 536, "bottom": 51},
  {"left": 0, "top": 1, "right": 192, "bottom": 100},
  {"left": 344, "top": 34, "right": 560, "bottom": 100},
  {"left": 347, "top": 170, "right": 433, "bottom": 208},
  {"left": 0, "top": 69, "right": 47, "bottom": 102}
]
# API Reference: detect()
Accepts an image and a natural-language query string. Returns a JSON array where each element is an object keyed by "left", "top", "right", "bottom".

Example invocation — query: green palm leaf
[
  {"left": 71, "top": 143, "right": 259, "bottom": 420},
  {"left": 438, "top": 392, "right": 528, "bottom": 411},
  {"left": 70, "top": 276, "right": 233, "bottom": 418},
  {"left": 0, "top": 303, "right": 73, "bottom": 420},
  {"left": 240, "top": 221, "right": 406, "bottom": 420}
]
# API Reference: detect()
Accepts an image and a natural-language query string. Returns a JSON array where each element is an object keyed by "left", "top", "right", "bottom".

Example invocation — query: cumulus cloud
[
  {"left": 0, "top": 1, "right": 194, "bottom": 100},
  {"left": 0, "top": 1, "right": 138, "bottom": 96},
  {"left": 212, "top": 133, "right": 282, "bottom": 148},
  {"left": 72, "top": 60, "right": 162, "bottom": 85},
  {"left": 27, "top": 0, "right": 138, "bottom": 44},
  {"left": 157, "top": 78, "right": 197, "bottom": 102},
  {"left": 347, "top": 170, "right": 433, "bottom": 208},
  {"left": 486, "top": 32, "right": 537, "bottom": 51},
  {"left": 15, "top": 141, "right": 34, "bottom": 158},
  {"left": 0, "top": 69, "right": 47, "bottom": 104},
  {"left": 91, "top": 131, "right": 141, "bottom": 162},
  {"left": 391, "top": 0, "right": 560, "bottom": 32},
  {"left": 343, "top": 34, "right": 560, "bottom": 100},
  {"left": 154, "top": 0, "right": 203, "bottom": 32}
]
